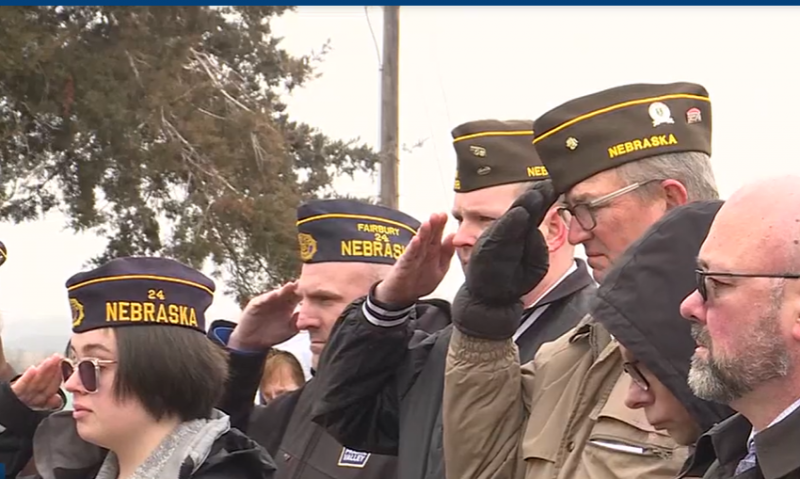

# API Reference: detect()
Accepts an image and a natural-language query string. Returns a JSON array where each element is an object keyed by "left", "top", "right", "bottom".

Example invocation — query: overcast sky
[{"left": 3, "top": 6, "right": 799, "bottom": 375}]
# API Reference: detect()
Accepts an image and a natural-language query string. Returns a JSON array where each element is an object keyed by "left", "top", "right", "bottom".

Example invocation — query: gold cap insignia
[
  {"left": 566, "top": 137, "right": 579, "bottom": 150},
  {"left": 298, "top": 233, "right": 318, "bottom": 262},
  {"left": 70, "top": 298, "right": 85, "bottom": 328},
  {"left": 469, "top": 145, "right": 486, "bottom": 157}
]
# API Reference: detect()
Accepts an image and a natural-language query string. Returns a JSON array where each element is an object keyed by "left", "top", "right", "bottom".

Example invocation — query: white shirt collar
[
  {"left": 747, "top": 395, "right": 800, "bottom": 449},
  {"left": 513, "top": 260, "right": 579, "bottom": 342}
]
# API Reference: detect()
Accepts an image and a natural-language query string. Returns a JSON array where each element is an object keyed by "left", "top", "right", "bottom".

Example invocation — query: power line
[
  {"left": 422, "top": 22, "right": 452, "bottom": 200},
  {"left": 428, "top": 24, "right": 452, "bottom": 127},
  {"left": 363, "top": 6, "right": 382, "bottom": 68},
  {"left": 422, "top": 101, "right": 450, "bottom": 200}
]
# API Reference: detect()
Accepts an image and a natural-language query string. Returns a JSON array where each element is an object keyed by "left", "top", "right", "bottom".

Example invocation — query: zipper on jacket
[{"left": 590, "top": 434, "right": 674, "bottom": 460}]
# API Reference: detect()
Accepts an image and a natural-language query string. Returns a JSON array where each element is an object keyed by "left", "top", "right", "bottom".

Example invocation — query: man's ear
[
  {"left": 539, "top": 207, "right": 568, "bottom": 253},
  {"left": 661, "top": 179, "right": 689, "bottom": 208}
]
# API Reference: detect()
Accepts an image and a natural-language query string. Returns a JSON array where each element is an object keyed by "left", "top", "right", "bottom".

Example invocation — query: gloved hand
[{"left": 452, "top": 180, "right": 558, "bottom": 340}]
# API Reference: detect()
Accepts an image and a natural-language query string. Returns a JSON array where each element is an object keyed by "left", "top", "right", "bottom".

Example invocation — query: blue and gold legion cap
[
  {"left": 66, "top": 257, "right": 215, "bottom": 334},
  {"left": 296, "top": 199, "right": 420, "bottom": 265}
]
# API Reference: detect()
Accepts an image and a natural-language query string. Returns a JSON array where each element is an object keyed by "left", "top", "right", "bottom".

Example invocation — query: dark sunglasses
[
  {"left": 695, "top": 269, "right": 800, "bottom": 302},
  {"left": 61, "top": 358, "right": 116, "bottom": 393},
  {"left": 622, "top": 361, "right": 650, "bottom": 392}
]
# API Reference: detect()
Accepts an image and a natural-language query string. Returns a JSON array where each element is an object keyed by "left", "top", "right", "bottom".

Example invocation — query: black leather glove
[{"left": 452, "top": 180, "right": 558, "bottom": 340}]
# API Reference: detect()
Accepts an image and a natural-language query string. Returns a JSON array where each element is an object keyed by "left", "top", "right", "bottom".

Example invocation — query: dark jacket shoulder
[
  {"left": 193, "top": 427, "right": 276, "bottom": 479},
  {"left": 248, "top": 386, "right": 305, "bottom": 457}
]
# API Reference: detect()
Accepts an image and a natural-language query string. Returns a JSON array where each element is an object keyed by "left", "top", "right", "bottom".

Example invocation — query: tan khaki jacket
[{"left": 443, "top": 316, "right": 690, "bottom": 479}]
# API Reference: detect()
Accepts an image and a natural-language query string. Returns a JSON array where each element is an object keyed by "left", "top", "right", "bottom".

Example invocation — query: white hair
[{"left": 615, "top": 151, "right": 719, "bottom": 202}]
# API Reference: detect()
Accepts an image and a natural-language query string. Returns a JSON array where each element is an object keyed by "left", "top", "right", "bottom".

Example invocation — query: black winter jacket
[
  {"left": 212, "top": 302, "right": 452, "bottom": 479},
  {"left": 309, "top": 261, "right": 596, "bottom": 479},
  {"left": 0, "top": 380, "right": 66, "bottom": 478}
]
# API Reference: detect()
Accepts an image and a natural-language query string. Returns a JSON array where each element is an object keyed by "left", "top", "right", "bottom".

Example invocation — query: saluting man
[
  {"left": 443, "top": 82, "right": 720, "bottom": 479},
  {"left": 309, "top": 120, "right": 596, "bottom": 479},
  {"left": 210, "top": 199, "right": 450, "bottom": 479}
]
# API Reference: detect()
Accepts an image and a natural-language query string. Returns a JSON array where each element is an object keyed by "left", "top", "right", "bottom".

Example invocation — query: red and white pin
[{"left": 686, "top": 107, "right": 702, "bottom": 124}]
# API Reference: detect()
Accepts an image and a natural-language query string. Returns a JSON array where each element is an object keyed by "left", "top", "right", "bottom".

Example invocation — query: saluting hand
[
  {"left": 229, "top": 281, "right": 302, "bottom": 351},
  {"left": 12, "top": 354, "right": 64, "bottom": 410},
  {"left": 373, "top": 212, "right": 456, "bottom": 307},
  {"left": 452, "top": 180, "right": 558, "bottom": 340}
]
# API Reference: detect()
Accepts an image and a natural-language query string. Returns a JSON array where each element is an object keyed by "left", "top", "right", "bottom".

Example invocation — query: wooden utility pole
[{"left": 379, "top": 6, "right": 400, "bottom": 209}]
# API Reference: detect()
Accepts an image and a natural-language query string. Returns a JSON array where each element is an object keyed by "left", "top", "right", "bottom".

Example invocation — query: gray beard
[{"left": 688, "top": 312, "right": 791, "bottom": 405}]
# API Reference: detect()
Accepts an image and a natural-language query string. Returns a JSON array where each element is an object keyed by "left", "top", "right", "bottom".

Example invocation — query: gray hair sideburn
[{"left": 615, "top": 151, "right": 719, "bottom": 202}]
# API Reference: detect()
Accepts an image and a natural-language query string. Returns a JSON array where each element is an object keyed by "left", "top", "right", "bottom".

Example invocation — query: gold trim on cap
[
  {"left": 453, "top": 130, "right": 534, "bottom": 143},
  {"left": 296, "top": 213, "right": 418, "bottom": 235},
  {"left": 533, "top": 93, "right": 710, "bottom": 145},
  {"left": 68, "top": 275, "right": 214, "bottom": 296}
]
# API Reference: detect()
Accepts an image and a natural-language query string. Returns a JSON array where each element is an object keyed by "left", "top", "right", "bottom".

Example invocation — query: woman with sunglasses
[{"left": 28, "top": 256, "right": 275, "bottom": 479}]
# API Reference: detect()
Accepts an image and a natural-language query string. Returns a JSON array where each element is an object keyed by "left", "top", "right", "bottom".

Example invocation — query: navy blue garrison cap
[
  {"left": 296, "top": 199, "right": 420, "bottom": 266},
  {"left": 66, "top": 257, "right": 215, "bottom": 334}
]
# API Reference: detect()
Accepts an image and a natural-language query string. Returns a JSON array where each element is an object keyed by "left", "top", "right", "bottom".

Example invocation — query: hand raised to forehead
[
  {"left": 228, "top": 282, "right": 301, "bottom": 351},
  {"left": 373, "top": 212, "right": 455, "bottom": 307},
  {"left": 466, "top": 180, "right": 558, "bottom": 304},
  {"left": 12, "top": 354, "right": 64, "bottom": 410}
]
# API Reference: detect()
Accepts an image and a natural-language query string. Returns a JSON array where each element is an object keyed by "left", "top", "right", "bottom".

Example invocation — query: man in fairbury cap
[
  {"left": 207, "top": 199, "right": 451, "bottom": 479},
  {"left": 442, "top": 82, "right": 720, "bottom": 479},
  {"left": 308, "top": 120, "right": 596, "bottom": 479}
]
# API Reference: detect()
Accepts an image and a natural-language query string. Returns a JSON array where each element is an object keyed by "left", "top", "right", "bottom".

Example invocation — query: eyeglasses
[
  {"left": 60, "top": 357, "right": 117, "bottom": 394},
  {"left": 622, "top": 361, "right": 650, "bottom": 391},
  {"left": 695, "top": 269, "right": 800, "bottom": 302},
  {"left": 557, "top": 180, "right": 663, "bottom": 232}
]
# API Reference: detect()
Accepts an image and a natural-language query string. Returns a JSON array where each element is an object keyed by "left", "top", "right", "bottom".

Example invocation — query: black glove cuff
[{"left": 452, "top": 284, "right": 523, "bottom": 341}]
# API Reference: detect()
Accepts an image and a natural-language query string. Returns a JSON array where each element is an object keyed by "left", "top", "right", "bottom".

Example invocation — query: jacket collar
[
  {"left": 755, "top": 404, "right": 800, "bottom": 478},
  {"left": 681, "top": 413, "right": 750, "bottom": 478},
  {"left": 683, "top": 406, "right": 800, "bottom": 479},
  {"left": 531, "top": 259, "right": 594, "bottom": 310}
]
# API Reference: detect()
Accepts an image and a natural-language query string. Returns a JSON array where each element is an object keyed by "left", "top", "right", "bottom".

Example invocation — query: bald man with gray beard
[{"left": 680, "top": 175, "right": 800, "bottom": 478}]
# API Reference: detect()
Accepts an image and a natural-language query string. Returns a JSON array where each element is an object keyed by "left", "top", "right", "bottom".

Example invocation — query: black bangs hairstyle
[{"left": 112, "top": 325, "right": 229, "bottom": 421}]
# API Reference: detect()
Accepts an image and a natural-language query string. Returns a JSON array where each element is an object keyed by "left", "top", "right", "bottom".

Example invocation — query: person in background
[
  {"left": 9, "top": 257, "right": 275, "bottom": 479},
  {"left": 0, "top": 240, "right": 12, "bottom": 384},
  {"left": 0, "top": 239, "right": 36, "bottom": 479},
  {"left": 258, "top": 349, "right": 304, "bottom": 405},
  {"left": 589, "top": 200, "right": 733, "bottom": 458}
]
